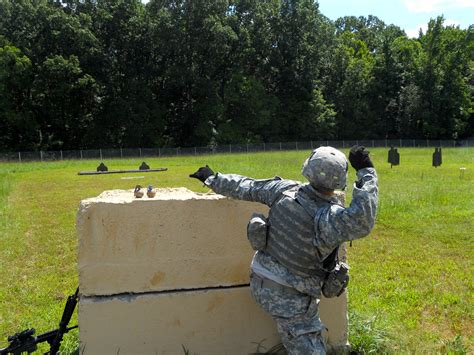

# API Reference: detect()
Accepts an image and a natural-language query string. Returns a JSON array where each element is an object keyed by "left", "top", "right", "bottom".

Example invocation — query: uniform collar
[{"left": 299, "top": 184, "right": 339, "bottom": 203}]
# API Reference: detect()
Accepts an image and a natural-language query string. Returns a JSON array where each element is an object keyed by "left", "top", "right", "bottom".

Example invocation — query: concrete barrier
[
  {"left": 79, "top": 286, "right": 281, "bottom": 354},
  {"left": 77, "top": 188, "right": 348, "bottom": 353}
]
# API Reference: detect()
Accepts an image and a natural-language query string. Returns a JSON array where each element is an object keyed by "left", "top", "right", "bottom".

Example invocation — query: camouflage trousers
[{"left": 250, "top": 273, "right": 326, "bottom": 355}]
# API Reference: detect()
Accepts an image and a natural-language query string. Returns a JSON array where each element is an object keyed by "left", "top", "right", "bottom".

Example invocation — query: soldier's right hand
[
  {"left": 189, "top": 165, "right": 214, "bottom": 183},
  {"left": 349, "top": 146, "right": 374, "bottom": 170}
]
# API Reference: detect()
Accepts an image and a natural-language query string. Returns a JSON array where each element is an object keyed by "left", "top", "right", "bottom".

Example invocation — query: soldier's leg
[
  {"left": 250, "top": 273, "right": 325, "bottom": 355},
  {"left": 274, "top": 298, "right": 325, "bottom": 355}
]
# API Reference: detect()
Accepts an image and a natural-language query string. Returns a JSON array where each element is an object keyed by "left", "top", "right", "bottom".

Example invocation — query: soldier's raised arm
[
  {"left": 189, "top": 166, "right": 298, "bottom": 207},
  {"left": 313, "top": 146, "right": 379, "bottom": 250}
]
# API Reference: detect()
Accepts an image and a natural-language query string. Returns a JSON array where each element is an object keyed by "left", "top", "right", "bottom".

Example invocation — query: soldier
[{"left": 190, "top": 146, "right": 378, "bottom": 354}]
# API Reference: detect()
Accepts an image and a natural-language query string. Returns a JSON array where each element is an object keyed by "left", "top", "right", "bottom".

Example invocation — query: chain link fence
[{"left": 0, "top": 139, "right": 472, "bottom": 162}]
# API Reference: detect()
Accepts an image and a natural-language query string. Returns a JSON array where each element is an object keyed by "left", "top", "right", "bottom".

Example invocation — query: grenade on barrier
[{"left": 134, "top": 185, "right": 144, "bottom": 198}]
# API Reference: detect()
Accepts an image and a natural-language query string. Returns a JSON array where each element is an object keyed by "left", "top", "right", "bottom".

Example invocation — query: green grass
[{"left": 0, "top": 148, "right": 472, "bottom": 353}]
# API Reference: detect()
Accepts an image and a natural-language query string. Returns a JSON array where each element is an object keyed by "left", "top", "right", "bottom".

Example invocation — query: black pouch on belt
[
  {"left": 247, "top": 213, "right": 268, "bottom": 251},
  {"left": 322, "top": 262, "right": 350, "bottom": 298}
]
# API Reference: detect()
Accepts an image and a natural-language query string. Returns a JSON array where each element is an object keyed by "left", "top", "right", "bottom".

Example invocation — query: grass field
[{"left": 0, "top": 147, "right": 473, "bottom": 353}]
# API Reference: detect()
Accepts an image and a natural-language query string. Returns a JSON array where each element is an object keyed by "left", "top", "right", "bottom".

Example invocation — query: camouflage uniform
[{"left": 205, "top": 159, "right": 378, "bottom": 354}]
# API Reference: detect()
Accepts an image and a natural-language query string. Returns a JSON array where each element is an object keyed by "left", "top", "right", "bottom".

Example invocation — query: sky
[{"left": 317, "top": 0, "right": 474, "bottom": 37}]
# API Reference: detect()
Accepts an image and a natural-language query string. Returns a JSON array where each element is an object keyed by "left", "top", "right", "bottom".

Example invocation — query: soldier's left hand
[
  {"left": 189, "top": 165, "right": 214, "bottom": 183},
  {"left": 349, "top": 145, "right": 374, "bottom": 170}
]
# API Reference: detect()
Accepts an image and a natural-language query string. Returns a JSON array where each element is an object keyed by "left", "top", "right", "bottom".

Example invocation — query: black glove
[
  {"left": 189, "top": 165, "right": 214, "bottom": 183},
  {"left": 349, "top": 146, "right": 374, "bottom": 170}
]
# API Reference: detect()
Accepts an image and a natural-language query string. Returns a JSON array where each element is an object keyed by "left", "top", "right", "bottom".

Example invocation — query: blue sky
[{"left": 318, "top": 0, "right": 473, "bottom": 37}]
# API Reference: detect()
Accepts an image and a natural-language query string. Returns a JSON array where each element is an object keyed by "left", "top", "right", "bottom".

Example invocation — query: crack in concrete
[{"left": 81, "top": 283, "right": 251, "bottom": 302}]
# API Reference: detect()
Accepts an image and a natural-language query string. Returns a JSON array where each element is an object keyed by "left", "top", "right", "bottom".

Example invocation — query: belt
[{"left": 252, "top": 273, "right": 301, "bottom": 296}]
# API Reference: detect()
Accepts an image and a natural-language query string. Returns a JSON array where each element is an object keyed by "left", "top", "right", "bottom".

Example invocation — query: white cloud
[
  {"left": 403, "top": 0, "right": 474, "bottom": 13},
  {"left": 405, "top": 23, "right": 428, "bottom": 38}
]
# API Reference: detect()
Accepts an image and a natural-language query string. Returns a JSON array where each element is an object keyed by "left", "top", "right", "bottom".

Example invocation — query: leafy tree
[
  {"left": 390, "top": 36, "right": 424, "bottom": 137},
  {"left": 0, "top": 45, "right": 37, "bottom": 150},
  {"left": 267, "top": 0, "right": 334, "bottom": 141},
  {"left": 31, "top": 55, "right": 99, "bottom": 149},
  {"left": 334, "top": 15, "right": 386, "bottom": 52},
  {"left": 219, "top": 74, "right": 277, "bottom": 143},
  {"left": 418, "top": 17, "right": 472, "bottom": 138},
  {"left": 325, "top": 32, "right": 375, "bottom": 139},
  {"left": 369, "top": 24, "right": 406, "bottom": 138},
  {"left": 0, "top": 0, "right": 472, "bottom": 150},
  {"left": 147, "top": 0, "right": 239, "bottom": 147}
]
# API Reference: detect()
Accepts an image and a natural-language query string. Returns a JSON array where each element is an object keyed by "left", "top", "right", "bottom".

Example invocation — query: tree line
[{"left": 0, "top": 0, "right": 472, "bottom": 151}]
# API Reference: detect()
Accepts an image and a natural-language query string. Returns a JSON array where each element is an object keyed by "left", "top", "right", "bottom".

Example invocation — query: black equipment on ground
[
  {"left": 96, "top": 162, "right": 108, "bottom": 172},
  {"left": 0, "top": 288, "right": 79, "bottom": 355},
  {"left": 139, "top": 161, "right": 150, "bottom": 170}
]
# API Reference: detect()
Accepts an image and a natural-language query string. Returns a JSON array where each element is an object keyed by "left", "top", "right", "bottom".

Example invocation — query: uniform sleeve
[
  {"left": 205, "top": 173, "right": 299, "bottom": 207},
  {"left": 313, "top": 167, "right": 378, "bottom": 250}
]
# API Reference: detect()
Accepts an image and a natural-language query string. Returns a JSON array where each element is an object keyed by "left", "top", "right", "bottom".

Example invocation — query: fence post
[
  {"left": 399, "top": 139, "right": 402, "bottom": 147},
  {"left": 100, "top": 149, "right": 103, "bottom": 160},
  {"left": 263, "top": 143, "right": 266, "bottom": 152},
  {"left": 295, "top": 142, "right": 298, "bottom": 150},
  {"left": 372, "top": 140, "right": 375, "bottom": 147},
  {"left": 120, "top": 148, "right": 123, "bottom": 158},
  {"left": 426, "top": 139, "right": 429, "bottom": 147},
  {"left": 194, "top": 147, "right": 197, "bottom": 155},
  {"left": 229, "top": 144, "right": 232, "bottom": 153},
  {"left": 18, "top": 152, "right": 21, "bottom": 163},
  {"left": 310, "top": 141, "right": 313, "bottom": 149},
  {"left": 413, "top": 139, "right": 415, "bottom": 147},
  {"left": 139, "top": 148, "right": 142, "bottom": 157},
  {"left": 279, "top": 142, "right": 282, "bottom": 151},
  {"left": 158, "top": 148, "right": 161, "bottom": 157},
  {"left": 80, "top": 150, "right": 83, "bottom": 160},
  {"left": 40, "top": 151, "right": 43, "bottom": 162},
  {"left": 342, "top": 140, "right": 345, "bottom": 149},
  {"left": 60, "top": 150, "right": 63, "bottom": 160},
  {"left": 385, "top": 139, "right": 387, "bottom": 148},
  {"left": 246, "top": 144, "right": 248, "bottom": 153}
]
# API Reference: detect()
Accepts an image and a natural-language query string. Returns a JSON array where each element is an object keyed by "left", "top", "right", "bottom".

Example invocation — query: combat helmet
[{"left": 301, "top": 146, "right": 348, "bottom": 190}]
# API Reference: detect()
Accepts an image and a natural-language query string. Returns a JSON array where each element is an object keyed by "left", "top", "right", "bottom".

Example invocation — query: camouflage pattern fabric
[
  {"left": 313, "top": 168, "right": 378, "bottom": 257},
  {"left": 205, "top": 165, "right": 378, "bottom": 354},
  {"left": 206, "top": 168, "right": 378, "bottom": 271},
  {"left": 250, "top": 273, "right": 326, "bottom": 354},
  {"left": 252, "top": 251, "right": 323, "bottom": 297}
]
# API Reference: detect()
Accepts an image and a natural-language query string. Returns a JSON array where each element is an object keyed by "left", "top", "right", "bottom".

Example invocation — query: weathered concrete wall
[
  {"left": 77, "top": 188, "right": 348, "bottom": 353},
  {"left": 79, "top": 287, "right": 281, "bottom": 355},
  {"left": 77, "top": 188, "right": 267, "bottom": 296}
]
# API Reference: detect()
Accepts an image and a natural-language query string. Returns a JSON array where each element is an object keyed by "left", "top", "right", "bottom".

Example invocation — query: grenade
[{"left": 322, "top": 262, "right": 350, "bottom": 298}]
